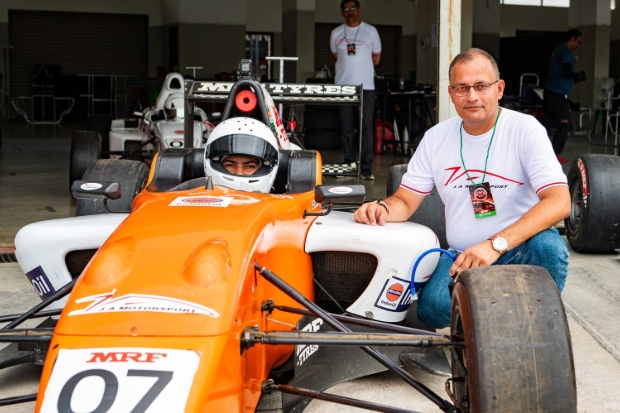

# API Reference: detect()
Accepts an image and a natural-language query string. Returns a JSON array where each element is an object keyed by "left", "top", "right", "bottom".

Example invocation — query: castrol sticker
[
  {"left": 328, "top": 187, "right": 353, "bottom": 194},
  {"left": 169, "top": 196, "right": 233, "bottom": 207},
  {"left": 40, "top": 348, "right": 199, "bottom": 413},
  {"left": 374, "top": 276, "right": 413, "bottom": 312},
  {"left": 80, "top": 183, "right": 102, "bottom": 190},
  {"left": 577, "top": 159, "right": 588, "bottom": 209}
]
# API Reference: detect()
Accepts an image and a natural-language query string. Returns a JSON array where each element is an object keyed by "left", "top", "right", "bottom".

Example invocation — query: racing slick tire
[
  {"left": 70, "top": 131, "right": 101, "bottom": 191},
  {"left": 76, "top": 159, "right": 149, "bottom": 216},
  {"left": 449, "top": 265, "right": 576, "bottom": 413},
  {"left": 387, "top": 164, "right": 447, "bottom": 249},
  {"left": 87, "top": 114, "right": 113, "bottom": 153},
  {"left": 565, "top": 154, "right": 620, "bottom": 253}
]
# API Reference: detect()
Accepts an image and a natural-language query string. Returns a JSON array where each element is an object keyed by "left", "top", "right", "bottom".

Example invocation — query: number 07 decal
[
  {"left": 41, "top": 348, "right": 199, "bottom": 413},
  {"left": 57, "top": 369, "right": 173, "bottom": 413}
]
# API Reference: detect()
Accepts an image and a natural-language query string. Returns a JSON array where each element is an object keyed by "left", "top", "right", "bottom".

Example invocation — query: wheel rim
[
  {"left": 450, "top": 303, "right": 470, "bottom": 412},
  {"left": 567, "top": 175, "right": 583, "bottom": 234}
]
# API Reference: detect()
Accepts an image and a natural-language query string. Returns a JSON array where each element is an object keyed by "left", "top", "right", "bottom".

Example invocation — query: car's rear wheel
[
  {"left": 70, "top": 131, "right": 101, "bottom": 191},
  {"left": 565, "top": 154, "right": 620, "bottom": 253},
  {"left": 449, "top": 265, "right": 576, "bottom": 413},
  {"left": 76, "top": 159, "right": 149, "bottom": 216},
  {"left": 387, "top": 164, "right": 447, "bottom": 249},
  {"left": 87, "top": 114, "right": 113, "bottom": 153}
]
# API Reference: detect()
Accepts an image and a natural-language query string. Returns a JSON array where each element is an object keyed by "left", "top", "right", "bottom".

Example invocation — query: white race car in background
[{"left": 69, "top": 72, "right": 216, "bottom": 186}]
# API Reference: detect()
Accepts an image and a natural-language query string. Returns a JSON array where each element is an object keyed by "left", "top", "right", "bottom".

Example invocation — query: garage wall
[{"left": 500, "top": 5, "right": 569, "bottom": 37}]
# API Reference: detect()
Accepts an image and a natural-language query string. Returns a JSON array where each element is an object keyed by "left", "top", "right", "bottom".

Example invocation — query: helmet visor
[{"left": 207, "top": 133, "right": 278, "bottom": 177}]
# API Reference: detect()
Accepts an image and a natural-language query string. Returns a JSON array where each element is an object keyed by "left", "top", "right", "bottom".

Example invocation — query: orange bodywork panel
[{"left": 36, "top": 182, "right": 321, "bottom": 412}]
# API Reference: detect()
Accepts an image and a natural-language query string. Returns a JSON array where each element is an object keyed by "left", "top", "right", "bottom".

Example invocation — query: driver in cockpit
[{"left": 204, "top": 117, "right": 279, "bottom": 193}]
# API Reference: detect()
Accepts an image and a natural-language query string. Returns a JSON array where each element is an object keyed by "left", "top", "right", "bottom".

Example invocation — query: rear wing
[
  {"left": 183, "top": 79, "right": 364, "bottom": 177},
  {"left": 184, "top": 81, "right": 362, "bottom": 105}
]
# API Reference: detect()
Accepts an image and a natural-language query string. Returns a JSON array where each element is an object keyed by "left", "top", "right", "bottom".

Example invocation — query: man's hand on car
[
  {"left": 354, "top": 201, "right": 389, "bottom": 226},
  {"left": 449, "top": 240, "right": 502, "bottom": 277}
]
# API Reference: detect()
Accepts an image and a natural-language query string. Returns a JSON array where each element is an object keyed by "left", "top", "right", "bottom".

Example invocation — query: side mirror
[
  {"left": 71, "top": 181, "right": 121, "bottom": 200},
  {"left": 314, "top": 185, "right": 366, "bottom": 204},
  {"left": 305, "top": 185, "right": 365, "bottom": 218},
  {"left": 210, "top": 112, "right": 222, "bottom": 120},
  {"left": 133, "top": 111, "right": 145, "bottom": 118}
]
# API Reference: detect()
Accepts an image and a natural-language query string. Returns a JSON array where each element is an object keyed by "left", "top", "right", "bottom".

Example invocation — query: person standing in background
[
  {"left": 330, "top": 0, "right": 381, "bottom": 180},
  {"left": 543, "top": 29, "right": 587, "bottom": 164}
]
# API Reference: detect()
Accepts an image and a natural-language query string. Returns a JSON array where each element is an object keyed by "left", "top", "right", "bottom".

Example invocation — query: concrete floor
[{"left": 1, "top": 119, "right": 619, "bottom": 412}]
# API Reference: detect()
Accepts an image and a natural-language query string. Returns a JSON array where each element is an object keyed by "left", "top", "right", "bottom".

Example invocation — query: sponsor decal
[
  {"left": 170, "top": 141, "right": 184, "bottom": 148},
  {"left": 578, "top": 159, "right": 588, "bottom": 209},
  {"left": 87, "top": 351, "right": 167, "bottom": 363},
  {"left": 174, "top": 130, "right": 184, "bottom": 134},
  {"left": 328, "top": 187, "right": 353, "bottom": 194},
  {"left": 169, "top": 196, "right": 233, "bottom": 207},
  {"left": 80, "top": 183, "right": 102, "bottom": 190},
  {"left": 374, "top": 276, "right": 413, "bottom": 312},
  {"left": 194, "top": 82, "right": 358, "bottom": 96},
  {"left": 68, "top": 289, "right": 220, "bottom": 318},
  {"left": 296, "top": 318, "right": 323, "bottom": 366},
  {"left": 41, "top": 348, "right": 199, "bottom": 413},
  {"left": 385, "top": 283, "right": 403, "bottom": 302},
  {"left": 25, "top": 266, "right": 56, "bottom": 300}
]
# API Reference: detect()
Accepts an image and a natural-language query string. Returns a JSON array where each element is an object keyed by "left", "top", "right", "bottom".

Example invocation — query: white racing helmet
[
  {"left": 164, "top": 92, "right": 185, "bottom": 119},
  {"left": 204, "top": 117, "right": 279, "bottom": 193}
]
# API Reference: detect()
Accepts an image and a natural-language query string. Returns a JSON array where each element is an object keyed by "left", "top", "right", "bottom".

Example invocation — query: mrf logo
[
  {"left": 296, "top": 318, "right": 323, "bottom": 366},
  {"left": 578, "top": 159, "right": 588, "bottom": 208},
  {"left": 87, "top": 352, "right": 168, "bottom": 363}
]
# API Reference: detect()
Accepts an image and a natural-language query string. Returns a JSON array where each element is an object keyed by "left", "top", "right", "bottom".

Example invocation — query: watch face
[{"left": 493, "top": 237, "right": 508, "bottom": 251}]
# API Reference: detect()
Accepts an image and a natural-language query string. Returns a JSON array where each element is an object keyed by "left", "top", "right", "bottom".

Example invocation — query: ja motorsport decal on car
[
  {"left": 25, "top": 266, "right": 56, "bottom": 300},
  {"left": 69, "top": 290, "right": 220, "bottom": 318},
  {"left": 374, "top": 276, "right": 414, "bottom": 312},
  {"left": 40, "top": 348, "right": 199, "bottom": 413},
  {"left": 296, "top": 318, "right": 323, "bottom": 366},
  {"left": 80, "top": 183, "right": 103, "bottom": 190},
  {"left": 328, "top": 187, "right": 353, "bottom": 194},
  {"left": 578, "top": 159, "right": 588, "bottom": 209},
  {"left": 169, "top": 196, "right": 233, "bottom": 207}
]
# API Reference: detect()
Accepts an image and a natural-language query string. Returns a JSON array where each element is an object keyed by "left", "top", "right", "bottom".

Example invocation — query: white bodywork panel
[
  {"left": 305, "top": 211, "right": 440, "bottom": 323},
  {"left": 14, "top": 214, "right": 128, "bottom": 309}
]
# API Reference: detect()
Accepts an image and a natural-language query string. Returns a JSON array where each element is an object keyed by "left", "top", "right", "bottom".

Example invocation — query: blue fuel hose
[{"left": 410, "top": 248, "right": 456, "bottom": 292}]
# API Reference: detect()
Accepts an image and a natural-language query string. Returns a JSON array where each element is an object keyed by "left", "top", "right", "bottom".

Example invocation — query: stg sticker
[
  {"left": 169, "top": 196, "right": 233, "bottom": 207},
  {"left": 40, "top": 347, "right": 199, "bottom": 413},
  {"left": 80, "top": 183, "right": 102, "bottom": 190},
  {"left": 374, "top": 276, "right": 414, "bottom": 312},
  {"left": 69, "top": 290, "right": 220, "bottom": 318}
]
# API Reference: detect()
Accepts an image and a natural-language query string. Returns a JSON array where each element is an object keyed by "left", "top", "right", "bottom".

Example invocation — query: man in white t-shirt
[
  {"left": 330, "top": 0, "right": 381, "bottom": 180},
  {"left": 354, "top": 48, "right": 571, "bottom": 329}
]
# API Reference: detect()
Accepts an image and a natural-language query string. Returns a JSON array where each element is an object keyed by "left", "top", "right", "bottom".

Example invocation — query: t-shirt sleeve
[
  {"left": 330, "top": 29, "right": 338, "bottom": 54},
  {"left": 371, "top": 26, "right": 382, "bottom": 54},
  {"left": 521, "top": 119, "right": 568, "bottom": 195},
  {"left": 400, "top": 132, "right": 435, "bottom": 195},
  {"left": 560, "top": 47, "right": 573, "bottom": 65}
]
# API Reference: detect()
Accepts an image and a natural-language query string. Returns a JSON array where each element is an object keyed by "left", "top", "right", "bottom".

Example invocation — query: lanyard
[
  {"left": 459, "top": 108, "right": 501, "bottom": 186},
  {"left": 343, "top": 24, "right": 361, "bottom": 43}
]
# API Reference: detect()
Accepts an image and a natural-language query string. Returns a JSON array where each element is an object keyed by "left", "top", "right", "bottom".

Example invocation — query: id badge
[
  {"left": 469, "top": 182, "right": 497, "bottom": 218},
  {"left": 347, "top": 43, "right": 356, "bottom": 56}
]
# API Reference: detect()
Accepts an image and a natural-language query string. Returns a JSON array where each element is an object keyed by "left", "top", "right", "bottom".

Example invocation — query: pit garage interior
[{"left": 0, "top": 0, "right": 620, "bottom": 412}]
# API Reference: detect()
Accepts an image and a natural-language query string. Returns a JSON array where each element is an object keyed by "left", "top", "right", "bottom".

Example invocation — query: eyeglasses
[
  {"left": 343, "top": 7, "right": 359, "bottom": 12},
  {"left": 451, "top": 80, "right": 499, "bottom": 97}
]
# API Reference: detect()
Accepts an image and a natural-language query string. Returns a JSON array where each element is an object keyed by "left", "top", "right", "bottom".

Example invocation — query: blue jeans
[{"left": 416, "top": 228, "right": 569, "bottom": 329}]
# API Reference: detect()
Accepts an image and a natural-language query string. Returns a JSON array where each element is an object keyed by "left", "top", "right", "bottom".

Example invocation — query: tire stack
[{"left": 303, "top": 106, "right": 343, "bottom": 150}]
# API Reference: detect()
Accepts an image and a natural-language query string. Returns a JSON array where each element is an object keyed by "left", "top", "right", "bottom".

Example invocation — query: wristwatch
[{"left": 488, "top": 236, "right": 508, "bottom": 256}]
